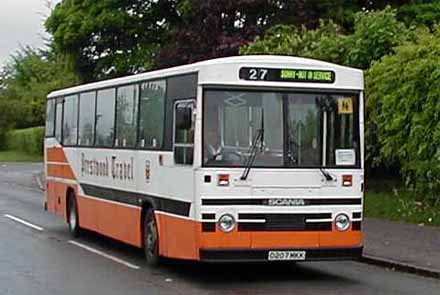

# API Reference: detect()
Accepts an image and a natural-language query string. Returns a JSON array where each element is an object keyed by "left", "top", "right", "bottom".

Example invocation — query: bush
[
  {"left": 366, "top": 26, "right": 440, "bottom": 198},
  {"left": 0, "top": 100, "right": 18, "bottom": 150},
  {"left": 241, "top": 7, "right": 415, "bottom": 70},
  {"left": 398, "top": 2, "right": 440, "bottom": 30},
  {"left": 0, "top": 47, "right": 80, "bottom": 129},
  {"left": 6, "top": 127, "right": 45, "bottom": 156},
  {"left": 240, "top": 20, "right": 346, "bottom": 63},
  {"left": 240, "top": 20, "right": 345, "bottom": 62}
]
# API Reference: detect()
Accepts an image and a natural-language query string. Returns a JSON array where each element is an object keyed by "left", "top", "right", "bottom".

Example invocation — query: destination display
[{"left": 239, "top": 67, "right": 335, "bottom": 83}]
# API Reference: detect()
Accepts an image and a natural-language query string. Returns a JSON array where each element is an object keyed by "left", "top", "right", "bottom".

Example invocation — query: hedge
[{"left": 5, "top": 127, "right": 45, "bottom": 156}]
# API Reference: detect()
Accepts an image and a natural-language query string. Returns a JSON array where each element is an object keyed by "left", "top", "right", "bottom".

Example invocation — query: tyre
[
  {"left": 143, "top": 208, "right": 161, "bottom": 266},
  {"left": 68, "top": 193, "right": 81, "bottom": 237}
]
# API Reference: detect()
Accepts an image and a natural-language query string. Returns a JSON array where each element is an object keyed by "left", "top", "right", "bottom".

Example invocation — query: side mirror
[{"left": 175, "top": 106, "right": 193, "bottom": 130}]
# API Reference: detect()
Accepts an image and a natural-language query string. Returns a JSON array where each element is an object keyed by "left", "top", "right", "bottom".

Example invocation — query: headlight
[
  {"left": 335, "top": 213, "right": 350, "bottom": 231},
  {"left": 218, "top": 214, "right": 236, "bottom": 233}
]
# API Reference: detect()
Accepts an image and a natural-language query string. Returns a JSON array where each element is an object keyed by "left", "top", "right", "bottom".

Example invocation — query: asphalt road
[{"left": 0, "top": 163, "right": 439, "bottom": 295}]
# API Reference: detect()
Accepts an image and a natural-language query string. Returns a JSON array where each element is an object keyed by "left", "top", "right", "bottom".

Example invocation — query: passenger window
[
  {"left": 174, "top": 100, "right": 195, "bottom": 165},
  {"left": 78, "top": 91, "right": 96, "bottom": 146},
  {"left": 95, "top": 88, "right": 116, "bottom": 147},
  {"left": 45, "top": 99, "right": 56, "bottom": 137},
  {"left": 138, "top": 80, "right": 166, "bottom": 149},
  {"left": 115, "top": 85, "right": 138, "bottom": 148},
  {"left": 62, "top": 95, "right": 79, "bottom": 146},
  {"left": 55, "top": 99, "right": 63, "bottom": 143}
]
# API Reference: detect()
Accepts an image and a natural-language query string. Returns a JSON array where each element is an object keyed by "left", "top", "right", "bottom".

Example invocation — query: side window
[
  {"left": 115, "top": 85, "right": 138, "bottom": 148},
  {"left": 78, "top": 91, "right": 96, "bottom": 146},
  {"left": 326, "top": 95, "right": 358, "bottom": 166},
  {"left": 138, "top": 80, "right": 166, "bottom": 149},
  {"left": 62, "top": 94, "right": 79, "bottom": 146},
  {"left": 45, "top": 99, "right": 56, "bottom": 137},
  {"left": 174, "top": 100, "right": 195, "bottom": 165},
  {"left": 55, "top": 99, "right": 63, "bottom": 143},
  {"left": 95, "top": 88, "right": 116, "bottom": 147}
]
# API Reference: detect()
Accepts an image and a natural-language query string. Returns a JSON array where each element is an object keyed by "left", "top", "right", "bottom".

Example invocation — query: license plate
[{"left": 268, "top": 251, "right": 306, "bottom": 261}]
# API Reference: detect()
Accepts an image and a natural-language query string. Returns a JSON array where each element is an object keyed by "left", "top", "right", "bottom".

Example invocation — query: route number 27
[{"left": 248, "top": 68, "right": 268, "bottom": 80}]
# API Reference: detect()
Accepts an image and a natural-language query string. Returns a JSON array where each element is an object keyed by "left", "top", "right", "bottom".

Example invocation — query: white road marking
[
  {"left": 4, "top": 214, "right": 44, "bottom": 231},
  {"left": 68, "top": 240, "right": 141, "bottom": 270}
]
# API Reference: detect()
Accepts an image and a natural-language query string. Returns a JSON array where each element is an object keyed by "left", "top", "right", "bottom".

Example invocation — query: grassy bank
[
  {"left": 6, "top": 127, "right": 44, "bottom": 155},
  {"left": 0, "top": 150, "right": 43, "bottom": 162},
  {"left": 0, "top": 127, "right": 44, "bottom": 162},
  {"left": 365, "top": 190, "right": 440, "bottom": 226}
]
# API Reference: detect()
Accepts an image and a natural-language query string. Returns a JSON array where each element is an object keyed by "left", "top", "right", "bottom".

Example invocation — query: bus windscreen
[{"left": 203, "top": 90, "right": 359, "bottom": 168}]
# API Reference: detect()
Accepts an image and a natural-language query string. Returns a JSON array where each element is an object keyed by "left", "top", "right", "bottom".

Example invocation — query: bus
[{"left": 44, "top": 55, "right": 364, "bottom": 265}]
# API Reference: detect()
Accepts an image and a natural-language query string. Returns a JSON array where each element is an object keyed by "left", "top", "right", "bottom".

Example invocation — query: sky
[{"left": 0, "top": 0, "right": 59, "bottom": 68}]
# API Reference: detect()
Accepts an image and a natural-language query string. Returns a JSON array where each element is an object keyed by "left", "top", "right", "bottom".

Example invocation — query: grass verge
[
  {"left": 0, "top": 150, "right": 43, "bottom": 162},
  {"left": 365, "top": 190, "right": 440, "bottom": 226}
]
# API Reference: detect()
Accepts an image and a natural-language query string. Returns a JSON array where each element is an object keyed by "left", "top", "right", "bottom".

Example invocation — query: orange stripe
[
  {"left": 46, "top": 180, "right": 77, "bottom": 220},
  {"left": 200, "top": 226, "right": 252, "bottom": 249},
  {"left": 77, "top": 195, "right": 142, "bottom": 247},
  {"left": 251, "top": 232, "right": 320, "bottom": 249},
  {"left": 76, "top": 195, "right": 99, "bottom": 233},
  {"left": 200, "top": 226, "right": 361, "bottom": 251},
  {"left": 320, "top": 229, "right": 363, "bottom": 247},
  {"left": 46, "top": 147, "right": 68, "bottom": 163},
  {"left": 47, "top": 163, "right": 76, "bottom": 180},
  {"left": 156, "top": 213, "right": 199, "bottom": 260}
]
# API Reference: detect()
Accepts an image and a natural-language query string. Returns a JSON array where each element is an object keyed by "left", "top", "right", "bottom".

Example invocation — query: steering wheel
[
  {"left": 222, "top": 150, "right": 243, "bottom": 163},
  {"left": 288, "top": 139, "right": 299, "bottom": 164}
]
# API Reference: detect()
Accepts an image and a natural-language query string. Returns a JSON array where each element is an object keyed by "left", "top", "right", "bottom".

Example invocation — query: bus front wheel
[
  {"left": 143, "top": 208, "right": 160, "bottom": 266},
  {"left": 68, "top": 193, "right": 81, "bottom": 237}
]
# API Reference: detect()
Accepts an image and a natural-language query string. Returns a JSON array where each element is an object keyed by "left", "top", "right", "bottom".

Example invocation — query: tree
[
  {"left": 45, "top": 0, "right": 177, "bottom": 81},
  {"left": 0, "top": 98, "right": 18, "bottom": 149},
  {"left": 45, "top": 0, "right": 361, "bottom": 79},
  {"left": 155, "top": 0, "right": 279, "bottom": 68},
  {"left": 240, "top": 20, "right": 345, "bottom": 62},
  {"left": 0, "top": 47, "right": 80, "bottom": 128},
  {"left": 241, "top": 7, "right": 415, "bottom": 69},
  {"left": 366, "top": 26, "right": 440, "bottom": 197},
  {"left": 132, "top": 0, "right": 366, "bottom": 68},
  {"left": 398, "top": 0, "right": 440, "bottom": 30}
]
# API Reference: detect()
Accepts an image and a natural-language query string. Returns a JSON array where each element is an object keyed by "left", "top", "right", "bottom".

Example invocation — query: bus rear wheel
[
  {"left": 68, "top": 193, "right": 81, "bottom": 237},
  {"left": 143, "top": 209, "right": 160, "bottom": 266}
]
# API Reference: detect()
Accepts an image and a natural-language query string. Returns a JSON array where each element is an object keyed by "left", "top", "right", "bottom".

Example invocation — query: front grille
[
  {"left": 202, "top": 222, "right": 216, "bottom": 232},
  {"left": 352, "top": 221, "right": 361, "bottom": 231},
  {"left": 202, "top": 198, "right": 362, "bottom": 206},
  {"left": 353, "top": 212, "right": 362, "bottom": 219},
  {"left": 237, "top": 213, "right": 332, "bottom": 232}
]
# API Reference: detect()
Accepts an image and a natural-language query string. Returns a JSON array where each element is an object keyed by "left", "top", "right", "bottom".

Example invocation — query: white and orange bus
[{"left": 44, "top": 56, "right": 364, "bottom": 265}]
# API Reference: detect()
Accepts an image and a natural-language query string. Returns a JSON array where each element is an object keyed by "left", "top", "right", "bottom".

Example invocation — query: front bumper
[{"left": 200, "top": 247, "right": 363, "bottom": 263}]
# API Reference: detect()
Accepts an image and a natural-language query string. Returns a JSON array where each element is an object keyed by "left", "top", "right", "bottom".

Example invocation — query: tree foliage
[
  {"left": 398, "top": 0, "right": 440, "bottom": 30},
  {"left": 240, "top": 20, "right": 345, "bottom": 62},
  {"left": 366, "top": 26, "right": 440, "bottom": 197},
  {"left": 45, "top": 0, "right": 175, "bottom": 81},
  {"left": 0, "top": 99, "right": 18, "bottom": 149},
  {"left": 45, "top": 0, "right": 365, "bottom": 80},
  {"left": 241, "top": 7, "right": 414, "bottom": 69},
  {"left": 0, "top": 47, "right": 80, "bottom": 130}
]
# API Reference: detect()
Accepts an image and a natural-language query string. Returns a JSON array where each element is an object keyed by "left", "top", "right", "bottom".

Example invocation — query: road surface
[{"left": 0, "top": 163, "right": 438, "bottom": 295}]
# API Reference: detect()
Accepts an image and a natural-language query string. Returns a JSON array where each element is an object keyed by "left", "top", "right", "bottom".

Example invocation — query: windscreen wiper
[
  {"left": 241, "top": 110, "right": 264, "bottom": 180},
  {"left": 319, "top": 167, "right": 334, "bottom": 181}
]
